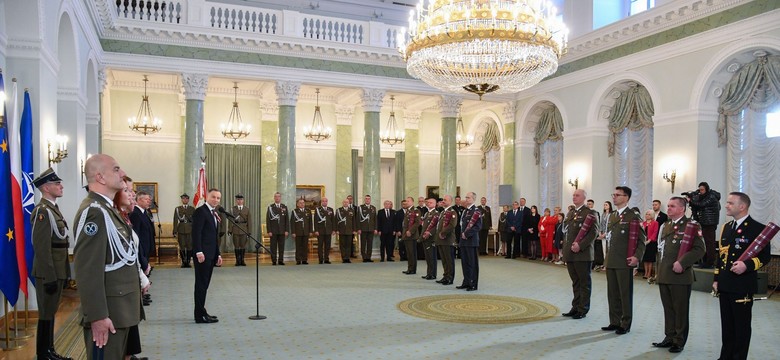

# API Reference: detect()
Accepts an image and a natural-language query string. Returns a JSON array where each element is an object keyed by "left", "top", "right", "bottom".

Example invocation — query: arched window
[{"left": 534, "top": 105, "right": 563, "bottom": 211}]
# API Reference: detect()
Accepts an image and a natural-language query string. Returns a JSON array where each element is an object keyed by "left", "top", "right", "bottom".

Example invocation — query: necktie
[
  {"left": 732, "top": 221, "right": 738, "bottom": 231},
  {"left": 212, "top": 209, "right": 221, "bottom": 224},
  {"left": 514, "top": 210, "right": 517, "bottom": 216},
  {"left": 386, "top": 209, "right": 389, "bottom": 218}
]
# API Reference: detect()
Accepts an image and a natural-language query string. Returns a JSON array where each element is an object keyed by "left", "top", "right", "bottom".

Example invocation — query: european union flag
[{"left": 0, "top": 72, "right": 20, "bottom": 305}]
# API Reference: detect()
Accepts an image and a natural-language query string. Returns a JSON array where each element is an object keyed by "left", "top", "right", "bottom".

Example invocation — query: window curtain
[
  {"left": 534, "top": 106, "right": 563, "bottom": 211},
  {"left": 717, "top": 54, "right": 780, "bottom": 146},
  {"left": 533, "top": 106, "right": 563, "bottom": 165},
  {"left": 205, "top": 143, "right": 263, "bottom": 252},
  {"left": 480, "top": 121, "right": 501, "bottom": 170},
  {"left": 608, "top": 85, "right": 654, "bottom": 210}
]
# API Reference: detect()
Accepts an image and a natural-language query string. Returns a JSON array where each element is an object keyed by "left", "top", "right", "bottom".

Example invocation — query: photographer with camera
[{"left": 684, "top": 182, "right": 721, "bottom": 268}]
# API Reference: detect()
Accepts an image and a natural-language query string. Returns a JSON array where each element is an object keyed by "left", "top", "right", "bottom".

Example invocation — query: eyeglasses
[{"left": 611, "top": 193, "right": 627, "bottom": 197}]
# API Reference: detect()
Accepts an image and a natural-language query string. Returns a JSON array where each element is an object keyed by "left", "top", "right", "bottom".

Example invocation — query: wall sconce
[
  {"left": 80, "top": 153, "right": 92, "bottom": 186},
  {"left": 663, "top": 169, "right": 677, "bottom": 193},
  {"left": 47, "top": 135, "right": 68, "bottom": 167},
  {"left": 568, "top": 177, "right": 579, "bottom": 189}
]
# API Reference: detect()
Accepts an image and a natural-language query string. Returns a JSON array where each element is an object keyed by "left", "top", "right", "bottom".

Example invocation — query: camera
[{"left": 680, "top": 191, "right": 697, "bottom": 198}]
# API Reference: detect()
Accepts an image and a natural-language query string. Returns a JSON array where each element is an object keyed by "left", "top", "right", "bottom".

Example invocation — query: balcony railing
[{"left": 112, "top": 0, "right": 403, "bottom": 50}]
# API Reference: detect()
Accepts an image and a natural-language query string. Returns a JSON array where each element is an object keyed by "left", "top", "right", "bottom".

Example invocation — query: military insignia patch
[{"left": 84, "top": 222, "right": 99, "bottom": 236}]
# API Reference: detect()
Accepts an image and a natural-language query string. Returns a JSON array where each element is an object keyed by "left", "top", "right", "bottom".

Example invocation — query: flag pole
[
  {"left": 0, "top": 296, "right": 24, "bottom": 351},
  {"left": 10, "top": 303, "right": 32, "bottom": 340}
]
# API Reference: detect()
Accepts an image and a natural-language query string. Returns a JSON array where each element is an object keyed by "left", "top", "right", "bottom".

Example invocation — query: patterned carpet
[
  {"left": 54, "top": 310, "right": 85, "bottom": 360},
  {"left": 398, "top": 294, "right": 558, "bottom": 324}
]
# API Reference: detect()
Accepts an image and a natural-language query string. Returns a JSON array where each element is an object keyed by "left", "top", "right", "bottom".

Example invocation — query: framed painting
[
  {"left": 296, "top": 185, "right": 325, "bottom": 209},
  {"left": 425, "top": 186, "right": 461, "bottom": 200},
  {"left": 133, "top": 182, "right": 159, "bottom": 213}
]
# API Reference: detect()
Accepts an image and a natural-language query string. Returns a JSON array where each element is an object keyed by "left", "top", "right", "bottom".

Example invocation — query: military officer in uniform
[
  {"left": 31, "top": 168, "right": 72, "bottom": 360},
  {"left": 713, "top": 192, "right": 771, "bottom": 360},
  {"left": 336, "top": 199, "right": 357, "bottom": 263},
  {"left": 436, "top": 196, "right": 458, "bottom": 285},
  {"left": 401, "top": 198, "right": 421, "bottom": 275},
  {"left": 602, "top": 186, "right": 646, "bottom": 335},
  {"left": 457, "top": 192, "right": 482, "bottom": 291},
  {"left": 357, "top": 194, "right": 377, "bottom": 262},
  {"left": 652, "top": 196, "right": 706, "bottom": 353},
  {"left": 265, "top": 192, "right": 289, "bottom": 265},
  {"left": 561, "top": 189, "right": 598, "bottom": 320},
  {"left": 478, "top": 197, "right": 492, "bottom": 255},
  {"left": 173, "top": 193, "right": 194, "bottom": 268},
  {"left": 313, "top": 197, "right": 335, "bottom": 264},
  {"left": 291, "top": 198, "right": 312, "bottom": 265},
  {"left": 230, "top": 194, "right": 251, "bottom": 266},
  {"left": 418, "top": 196, "right": 439, "bottom": 280},
  {"left": 73, "top": 154, "right": 140, "bottom": 359}
]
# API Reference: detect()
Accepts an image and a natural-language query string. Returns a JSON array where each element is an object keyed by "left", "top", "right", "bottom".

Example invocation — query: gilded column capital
[
  {"left": 260, "top": 102, "right": 280, "bottom": 121},
  {"left": 403, "top": 111, "right": 421, "bottom": 130},
  {"left": 274, "top": 81, "right": 301, "bottom": 106},
  {"left": 335, "top": 104, "right": 356, "bottom": 125},
  {"left": 438, "top": 95, "right": 462, "bottom": 118},
  {"left": 361, "top": 88, "right": 386, "bottom": 112},
  {"left": 181, "top": 73, "right": 209, "bottom": 101}
]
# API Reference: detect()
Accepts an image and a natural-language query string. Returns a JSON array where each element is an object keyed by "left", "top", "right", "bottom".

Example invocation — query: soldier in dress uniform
[
  {"left": 419, "top": 197, "right": 440, "bottom": 281},
  {"left": 346, "top": 194, "right": 358, "bottom": 258},
  {"left": 602, "top": 186, "right": 646, "bottom": 335},
  {"left": 73, "top": 154, "right": 140, "bottom": 359},
  {"left": 291, "top": 198, "right": 312, "bottom": 265},
  {"left": 401, "top": 198, "right": 421, "bottom": 274},
  {"left": 357, "top": 194, "right": 377, "bottom": 262},
  {"left": 651, "top": 196, "right": 706, "bottom": 354},
  {"left": 265, "top": 192, "right": 289, "bottom": 265},
  {"left": 435, "top": 196, "right": 458, "bottom": 285},
  {"left": 230, "top": 194, "right": 251, "bottom": 266},
  {"left": 31, "top": 168, "right": 72, "bottom": 360},
  {"left": 561, "top": 189, "right": 598, "bottom": 320},
  {"left": 313, "top": 197, "right": 335, "bottom": 264},
  {"left": 457, "top": 192, "right": 482, "bottom": 291},
  {"left": 713, "top": 192, "right": 771, "bottom": 360},
  {"left": 478, "top": 197, "right": 492, "bottom": 255},
  {"left": 173, "top": 193, "right": 194, "bottom": 268},
  {"left": 336, "top": 199, "right": 357, "bottom": 263}
]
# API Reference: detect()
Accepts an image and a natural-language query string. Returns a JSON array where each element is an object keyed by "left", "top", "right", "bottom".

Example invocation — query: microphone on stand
[{"left": 218, "top": 206, "right": 236, "bottom": 219}]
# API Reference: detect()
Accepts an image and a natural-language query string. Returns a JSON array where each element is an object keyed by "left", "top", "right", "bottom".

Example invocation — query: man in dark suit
[
  {"left": 653, "top": 199, "right": 668, "bottom": 225},
  {"left": 518, "top": 198, "right": 532, "bottom": 257},
  {"left": 457, "top": 192, "right": 482, "bottom": 291},
  {"left": 192, "top": 188, "right": 224, "bottom": 324},
  {"left": 377, "top": 200, "right": 396, "bottom": 262},
  {"left": 130, "top": 191, "right": 154, "bottom": 306},
  {"left": 713, "top": 192, "right": 771, "bottom": 360},
  {"left": 505, "top": 201, "right": 523, "bottom": 259}
]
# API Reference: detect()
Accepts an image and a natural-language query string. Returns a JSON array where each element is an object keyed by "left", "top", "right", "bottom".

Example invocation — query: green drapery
[
  {"left": 533, "top": 106, "right": 564, "bottom": 165},
  {"left": 480, "top": 121, "right": 501, "bottom": 169},
  {"left": 607, "top": 85, "right": 654, "bottom": 156},
  {"left": 205, "top": 143, "right": 263, "bottom": 252},
  {"left": 717, "top": 54, "right": 780, "bottom": 146}
]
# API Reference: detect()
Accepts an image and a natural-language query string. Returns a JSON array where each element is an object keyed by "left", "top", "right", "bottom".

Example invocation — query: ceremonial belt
[
  {"left": 52, "top": 242, "right": 70, "bottom": 248},
  {"left": 235, "top": 220, "right": 248, "bottom": 223}
]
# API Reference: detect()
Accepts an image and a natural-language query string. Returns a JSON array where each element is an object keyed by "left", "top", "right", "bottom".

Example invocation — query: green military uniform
[
  {"left": 419, "top": 207, "right": 438, "bottom": 279},
  {"left": 291, "top": 207, "right": 312, "bottom": 264},
  {"left": 30, "top": 168, "right": 72, "bottom": 360},
  {"left": 335, "top": 206, "right": 356, "bottom": 263},
  {"left": 73, "top": 192, "right": 142, "bottom": 360},
  {"left": 401, "top": 207, "right": 421, "bottom": 274},
  {"left": 173, "top": 200, "right": 194, "bottom": 268},
  {"left": 478, "top": 205, "right": 492, "bottom": 255},
  {"left": 357, "top": 203, "right": 377, "bottom": 261},
  {"left": 436, "top": 206, "right": 458, "bottom": 284},
  {"left": 562, "top": 205, "right": 598, "bottom": 317},
  {"left": 230, "top": 197, "right": 251, "bottom": 266},
  {"left": 604, "top": 207, "right": 646, "bottom": 332},
  {"left": 313, "top": 205, "right": 335, "bottom": 264},
  {"left": 655, "top": 216, "right": 705, "bottom": 350},
  {"left": 266, "top": 202, "right": 289, "bottom": 265}
]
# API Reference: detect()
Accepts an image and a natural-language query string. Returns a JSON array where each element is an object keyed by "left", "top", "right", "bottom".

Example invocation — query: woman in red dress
[{"left": 538, "top": 208, "right": 558, "bottom": 262}]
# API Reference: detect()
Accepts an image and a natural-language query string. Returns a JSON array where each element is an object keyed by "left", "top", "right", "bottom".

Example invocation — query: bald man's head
[{"left": 84, "top": 154, "right": 126, "bottom": 196}]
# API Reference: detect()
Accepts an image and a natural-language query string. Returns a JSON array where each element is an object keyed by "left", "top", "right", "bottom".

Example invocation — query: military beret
[{"left": 33, "top": 168, "right": 62, "bottom": 188}]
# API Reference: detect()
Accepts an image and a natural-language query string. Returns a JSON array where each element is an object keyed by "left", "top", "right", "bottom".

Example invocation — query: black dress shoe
[
  {"left": 562, "top": 310, "right": 576, "bottom": 317},
  {"left": 387, "top": 259, "right": 394, "bottom": 262},
  {"left": 143, "top": 300, "right": 151, "bottom": 306},
  {"left": 456, "top": 284, "right": 468, "bottom": 289},
  {"left": 278, "top": 262, "right": 285, "bottom": 265},
  {"left": 302, "top": 261, "right": 308, "bottom": 265},
  {"left": 195, "top": 316, "right": 217, "bottom": 324},
  {"left": 615, "top": 327, "right": 630, "bottom": 335},
  {"left": 324, "top": 261, "right": 331, "bottom": 264},
  {"left": 296, "top": 261, "right": 301, "bottom": 265},
  {"left": 129, "top": 356, "right": 149, "bottom": 360},
  {"left": 572, "top": 313, "right": 586, "bottom": 319},
  {"left": 272, "top": 262, "right": 277, "bottom": 266},
  {"left": 46, "top": 348, "right": 73, "bottom": 360},
  {"left": 203, "top": 311, "right": 218, "bottom": 320},
  {"left": 440, "top": 280, "right": 452, "bottom": 285},
  {"left": 466, "top": 287, "right": 477, "bottom": 291},
  {"left": 366, "top": 259, "right": 374, "bottom": 262},
  {"left": 601, "top": 325, "right": 619, "bottom": 331},
  {"left": 402, "top": 270, "right": 416, "bottom": 274},
  {"left": 652, "top": 339, "right": 673, "bottom": 348},
  {"left": 435, "top": 279, "right": 444, "bottom": 283},
  {"left": 668, "top": 345, "right": 684, "bottom": 353}
]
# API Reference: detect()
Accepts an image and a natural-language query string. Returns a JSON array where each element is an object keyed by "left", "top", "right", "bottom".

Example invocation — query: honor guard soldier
[
  {"left": 357, "top": 195, "right": 377, "bottom": 262},
  {"left": 713, "top": 192, "right": 771, "bottom": 360},
  {"left": 436, "top": 196, "right": 458, "bottom": 285},
  {"left": 561, "top": 189, "right": 598, "bottom": 320},
  {"left": 457, "top": 192, "right": 482, "bottom": 291},
  {"left": 419, "top": 197, "right": 439, "bottom": 280},
  {"left": 401, "top": 198, "right": 421, "bottom": 275},
  {"left": 336, "top": 199, "right": 357, "bottom": 263},
  {"left": 173, "top": 193, "right": 194, "bottom": 268},
  {"left": 313, "top": 197, "right": 335, "bottom": 264},
  {"left": 31, "top": 168, "right": 73, "bottom": 360},
  {"left": 230, "top": 194, "right": 251, "bottom": 266},
  {"left": 478, "top": 197, "right": 492, "bottom": 255},
  {"left": 291, "top": 198, "right": 312, "bottom": 265},
  {"left": 265, "top": 192, "right": 289, "bottom": 265}
]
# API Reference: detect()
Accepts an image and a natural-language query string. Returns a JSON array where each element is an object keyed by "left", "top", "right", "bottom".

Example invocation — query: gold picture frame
[
  {"left": 133, "top": 182, "right": 159, "bottom": 213},
  {"left": 425, "top": 185, "right": 461, "bottom": 200},
  {"left": 296, "top": 185, "right": 325, "bottom": 209}
]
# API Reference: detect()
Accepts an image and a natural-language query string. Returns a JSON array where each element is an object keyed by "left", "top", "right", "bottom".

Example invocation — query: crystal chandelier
[
  {"left": 380, "top": 95, "right": 405, "bottom": 146},
  {"left": 399, "top": 0, "right": 568, "bottom": 99},
  {"left": 128, "top": 75, "right": 162, "bottom": 135},
  {"left": 456, "top": 107, "right": 473, "bottom": 150},
  {"left": 221, "top": 82, "right": 251, "bottom": 140},
  {"left": 303, "top": 88, "right": 332, "bottom": 143}
]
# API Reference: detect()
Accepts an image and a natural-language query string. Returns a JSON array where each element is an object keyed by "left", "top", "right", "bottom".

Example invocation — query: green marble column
[
  {"left": 361, "top": 89, "right": 385, "bottom": 201},
  {"left": 404, "top": 128, "right": 419, "bottom": 197},
  {"left": 335, "top": 105, "right": 355, "bottom": 202},
  {"left": 275, "top": 81, "right": 300, "bottom": 256},
  {"left": 439, "top": 96, "right": 461, "bottom": 198},
  {"left": 181, "top": 73, "right": 209, "bottom": 198},
  {"left": 503, "top": 103, "right": 516, "bottom": 185},
  {"left": 261, "top": 119, "right": 278, "bottom": 207}
]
